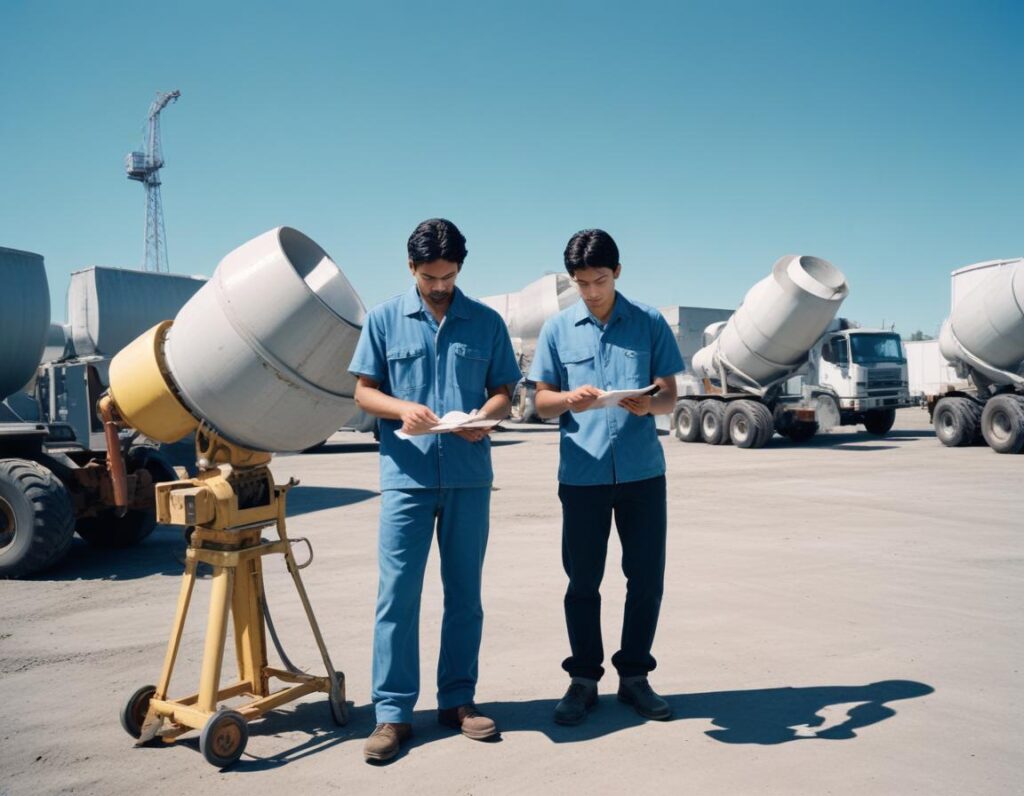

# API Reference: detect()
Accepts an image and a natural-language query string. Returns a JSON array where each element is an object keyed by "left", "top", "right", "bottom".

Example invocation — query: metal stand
[{"left": 119, "top": 430, "right": 347, "bottom": 768}]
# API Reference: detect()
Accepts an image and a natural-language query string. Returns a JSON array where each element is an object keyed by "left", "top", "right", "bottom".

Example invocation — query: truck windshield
[{"left": 849, "top": 333, "right": 906, "bottom": 364}]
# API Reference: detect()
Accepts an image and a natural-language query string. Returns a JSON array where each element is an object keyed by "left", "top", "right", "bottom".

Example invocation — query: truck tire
[
  {"left": 700, "top": 401, "right": 729, "bottom": 445},
  {"left": 751, "top": 401, "right": 775, "bottom": 447},
  {"left": 863, "top": 408, "right": 896, "bottom": 436},
  {"left": 0, "top": 459, "right": 76, "bottom": 578},
  {"left": 674, "top": 400, "right": 702, "bottom": 442},
  {"left": 980, "top": 394, "right": 1024, "bottom": 454},
  {"left": 725, "top": 400, "right": 770, "bottom": 449},
  {"left": 75, "top": 448, "right": 176, "bottom": 548},
  {"left": 933, "top": 397, "right": 977, "bottom": 447}
]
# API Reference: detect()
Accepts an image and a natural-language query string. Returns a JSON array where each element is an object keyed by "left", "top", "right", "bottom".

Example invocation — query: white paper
[
  {"left": 590, "top": 384, "right": 658, "bottom": 409},
  {"left": 395, "top": 411, "right": 501, "bottom": 440}
]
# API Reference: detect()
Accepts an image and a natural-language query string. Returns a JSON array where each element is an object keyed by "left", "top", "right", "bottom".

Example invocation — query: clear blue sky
[{"left": 2, "top": 0, "right": 1020, "bottom": 336}]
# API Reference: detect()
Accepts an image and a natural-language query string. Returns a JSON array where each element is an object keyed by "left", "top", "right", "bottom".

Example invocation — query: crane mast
[{"left": 125, "top": 90, "right": 180, "bottom": 273}]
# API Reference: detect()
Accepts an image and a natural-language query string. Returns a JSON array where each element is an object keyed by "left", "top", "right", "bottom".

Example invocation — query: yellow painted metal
[
  {"left": 108, "top": 321, "right": 197, "bottom": 443},
  {"left": 131, "top": 438, "right": 344, "bottom": 759}
]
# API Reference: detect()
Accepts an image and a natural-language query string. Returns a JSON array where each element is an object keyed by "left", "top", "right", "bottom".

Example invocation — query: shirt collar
[
  {"left": 573, "top": 291, "right": 629, "bottom": 327},
  {"left": 401, "top": 284, "right": 471, "bottom": 320}
]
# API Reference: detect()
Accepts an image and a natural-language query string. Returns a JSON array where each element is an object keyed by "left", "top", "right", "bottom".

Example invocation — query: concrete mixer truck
[
  {"left": 927, "top": 258, "right": 1024, "bottom": 454},
  {"left": 0, "top": 248, "right": 194, "bottom": 577},
  {"left": 674, "top": 255, "right": 913, "bottom": 448},
  {"left": 480, "top": 272, "right": 578, "bottom": 422}
]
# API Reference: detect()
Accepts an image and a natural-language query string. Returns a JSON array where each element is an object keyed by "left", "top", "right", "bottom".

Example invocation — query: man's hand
[
  {"left": 619, "top": 394, "right": 652, "bottom": 416},
  {"left": 452, "top": 426, "right": 493, "bottom": 443},
  {"left": 399, "top": 403, "right": 441, "bottom": 435},
  {"left": 565, "top": 385, "right": 602, "bottom": 413}
]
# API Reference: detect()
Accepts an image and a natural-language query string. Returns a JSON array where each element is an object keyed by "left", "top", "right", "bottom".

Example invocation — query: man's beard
[{"left": 427, "top": 290, "right": 451, "bottom": 304}]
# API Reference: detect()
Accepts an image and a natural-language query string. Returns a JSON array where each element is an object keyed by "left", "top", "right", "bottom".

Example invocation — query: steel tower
[{"left": 125, "top": 90, "right": 180, "bottom": 273}]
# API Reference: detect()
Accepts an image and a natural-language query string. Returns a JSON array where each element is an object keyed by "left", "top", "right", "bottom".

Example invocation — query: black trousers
[{"left": 558, "top": 475, "right": 667, "bottom": 681}]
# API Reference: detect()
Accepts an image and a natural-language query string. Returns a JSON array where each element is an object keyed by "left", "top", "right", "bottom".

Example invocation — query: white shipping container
[{"left": 905, "top": 339, "right": 960, "bottom": 397}]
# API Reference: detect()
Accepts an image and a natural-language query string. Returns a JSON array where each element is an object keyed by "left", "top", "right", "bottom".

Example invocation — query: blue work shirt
[
  {"left": 349, "top": 285, "right": 522, "bottom": 491},
  {"left": 529, "top": 292, "right": 685, "bottom": 486}
]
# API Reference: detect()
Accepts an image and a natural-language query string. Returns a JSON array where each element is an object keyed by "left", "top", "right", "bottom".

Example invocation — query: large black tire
[
  {"left": 863, "top": 408, "right": 896, "bottom": 436},
  {"left": 0, "top": 459, "right": 75, "bottom": 578},
  {"left": 674, "top": 400, "right": 702, "bottom": 442},
  {"left": 75, "top": 447, "right": 176, "bottom": 549},
  {"left": 724, "top": 400, "right": 771, "bottom": 449},
  {"left": 933, "top": 397, "right": 978, "bottom": 447},
  {"left": 700, "top": 401, "right": 729, "bottom": 445},
  {"left": 750, "top": 401, "right": 775, "bottom": 447},
  {"left": 980, "top": 394, "right": 1024, "bottom": 454}
]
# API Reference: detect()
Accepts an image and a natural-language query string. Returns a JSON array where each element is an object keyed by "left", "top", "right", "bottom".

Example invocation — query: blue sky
[{"left": 2, "top": 0, "right": 1020, "bottom": 336}]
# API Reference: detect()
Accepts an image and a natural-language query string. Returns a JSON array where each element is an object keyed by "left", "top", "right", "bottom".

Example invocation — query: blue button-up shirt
[
  {"left": 349, "top": 285, "right": 521, "bottom": 491},
  {"left": 529, "top": 292, "right": 684, "bottom": 486}
]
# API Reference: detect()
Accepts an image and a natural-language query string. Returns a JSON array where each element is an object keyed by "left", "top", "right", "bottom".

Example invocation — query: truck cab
[{"left": 816, "top": 329, "right": 912, "bottom": 413}]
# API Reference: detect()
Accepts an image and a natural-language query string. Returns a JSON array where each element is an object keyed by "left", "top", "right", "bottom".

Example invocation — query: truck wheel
[
  {"left": 725, "top": 400, "right": 769, "bottom": 449},
  {"left": 980, "top": 394, "right": 1024, "bottom": 454},
  {"left": 751, "top": 401, "right": 775, "bottom": 447},
  {"left": 0, "top": 459, "right": 75, "bottom": 578},
  {"left": 933, "top": 397, "right": 976, "bottom": 447},
  {"left": 700, "top": 401, "right": 730, "bottom": 445},
  {"left": 863, "top": 408, "right": 896, "bottom": 435},
  {"left": 75, "top": 448, "right": 176, "bottom": 548},
  {"left": 674, "top": 400, "right": 702, "bottom": 442}
]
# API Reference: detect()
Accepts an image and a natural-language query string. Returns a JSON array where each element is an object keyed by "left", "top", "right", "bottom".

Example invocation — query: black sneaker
[
  {"left": 553, "top": 681, "right": 598, "bottom": 725},
  {"left": 617, "top": 677, "right": 672, "bottom": 720}
]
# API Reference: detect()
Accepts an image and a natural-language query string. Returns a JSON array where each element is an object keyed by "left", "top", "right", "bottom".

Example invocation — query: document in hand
[
  {"left": 395, "top": 411, "right": 501, "bottom": 440},
  {"left": 591, "top": 384, "right": 660, "bottom": 409}
]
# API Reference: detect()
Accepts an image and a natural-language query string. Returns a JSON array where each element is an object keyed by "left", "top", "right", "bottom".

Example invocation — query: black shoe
[
  {"left": 553, "top": 681, "right": 598, "bottom": 725},
  {"left": 617, "top": 677, "right": 672, "bottom": 720}
]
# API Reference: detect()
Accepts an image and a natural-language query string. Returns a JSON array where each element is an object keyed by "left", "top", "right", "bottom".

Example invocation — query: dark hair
[
  {"left": 563, "top": 229, "right": 619, "bottom": 275},
  {"left": 407, "top": 218, "right": 468, "bottom": 266}
]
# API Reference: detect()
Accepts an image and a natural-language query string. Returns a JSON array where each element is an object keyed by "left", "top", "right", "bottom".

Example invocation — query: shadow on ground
[
  {"left": 287, "top": 485, "right": 379, "bottom": 516},
  {"left": 37, "top": 487, "right": 377, "bottom": 582},
  {"left": 480, "top": 680, "right": 934, "bottom": 745},
  {"left": 138, "top": 679, "right": 933, "bottom": 771}
]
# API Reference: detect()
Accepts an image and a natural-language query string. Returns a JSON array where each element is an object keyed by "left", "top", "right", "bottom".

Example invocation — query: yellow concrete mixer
[{"left": 104, "top": 227, "right": 365, "bottom": 768}]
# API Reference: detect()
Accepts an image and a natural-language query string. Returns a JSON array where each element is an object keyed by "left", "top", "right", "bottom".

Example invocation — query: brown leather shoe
[
  {"left": 363, "top": 722, "right": 412, "bottom": 762},
  {"left": 437, "top": 703, "right": 499, "bottom": 740}
]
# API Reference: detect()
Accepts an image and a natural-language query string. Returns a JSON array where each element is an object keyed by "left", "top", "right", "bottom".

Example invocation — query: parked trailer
[
  {"left": 0, "top": 255, "right": 191, "bottom": 578},
  {"left": 674, "top": 255, "right": 913, "bottom": 449},
  {"left": 927, "top": 258, "right": 1024, "bottom": 454}
]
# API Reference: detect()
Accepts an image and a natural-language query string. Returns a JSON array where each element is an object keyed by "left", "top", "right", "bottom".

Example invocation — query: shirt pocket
[
  {"left": 386, "top": 346, "right": 429, "bottom": 396},
  {"left": 559, "top": 347, "right": 598, "bottom": 390},
  {"left": 452, "top": 343, "right": 488, "bottom": 393},
  {"left": 622, "top": 348, "right": 651, "bottom": 387}
]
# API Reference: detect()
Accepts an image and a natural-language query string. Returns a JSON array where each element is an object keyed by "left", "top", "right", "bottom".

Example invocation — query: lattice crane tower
[{"left": 125, "top": 90, "right": 180, "bottom": 273}]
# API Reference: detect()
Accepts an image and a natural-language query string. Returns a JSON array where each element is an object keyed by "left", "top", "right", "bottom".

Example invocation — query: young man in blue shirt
[
  {"left": 349, "top": 219, "right": 521, "bottom": 762},
  {"left": 529, "top": 229, "right": 684, "bottom": 725}
]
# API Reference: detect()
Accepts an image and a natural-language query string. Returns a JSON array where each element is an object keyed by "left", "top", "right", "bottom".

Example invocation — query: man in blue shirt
[
  {"left": 349, "top": 219, "right": 521, "bottom": 762},
  {"left": 529, "top": 229, "right": 684, "bottom": 726}
]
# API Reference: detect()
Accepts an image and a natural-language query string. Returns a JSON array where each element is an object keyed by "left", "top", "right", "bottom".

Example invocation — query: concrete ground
[{"left": 1, "top": 408, "right": 1021, "bottom": 795}]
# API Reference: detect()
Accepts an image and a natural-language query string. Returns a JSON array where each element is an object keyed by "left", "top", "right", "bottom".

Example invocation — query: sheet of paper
[
  {"left": 395, "top": 411, "right": 501, "bottom": 440},
  {"left": 591, "top": 384, "right": 658, "bottom": 409}
]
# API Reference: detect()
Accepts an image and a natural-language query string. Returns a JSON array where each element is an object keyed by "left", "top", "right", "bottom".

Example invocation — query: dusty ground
[{"left": 1, "top": 407, "right": 1021, "bottom": 795}]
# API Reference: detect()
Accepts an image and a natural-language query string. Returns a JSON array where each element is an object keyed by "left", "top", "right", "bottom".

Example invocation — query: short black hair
[
  {"left": 563, "top": 229, "right": 619, "bottom": 275},
  {"left": 407, "top": 218, "right": 468, "bottom": 267}
]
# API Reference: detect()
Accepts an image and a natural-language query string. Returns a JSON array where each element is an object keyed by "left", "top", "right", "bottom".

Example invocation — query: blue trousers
[
  {"left": 558, "top": 475, "right": 667, "bottom": 681},
  {"left": 372, "top": 487, "right": 491, "bottom": 723}
]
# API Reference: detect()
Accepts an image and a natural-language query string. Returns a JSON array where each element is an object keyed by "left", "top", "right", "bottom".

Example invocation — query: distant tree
[{"left": 904, "top": 330, "right": 934, "bottom": 341}]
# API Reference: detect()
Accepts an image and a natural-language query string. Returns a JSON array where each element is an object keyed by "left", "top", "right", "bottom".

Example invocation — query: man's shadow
[{"left": 478, "top": 680, "right": 934, "bottom": 745}]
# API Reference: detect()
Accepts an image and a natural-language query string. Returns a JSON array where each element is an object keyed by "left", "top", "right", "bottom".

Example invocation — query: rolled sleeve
[
  {"left": 486, "top": 319, "right": 523, "bottom": 390},
  {"left": 528, "top": 321, "right": 563, "bottom": 386},
  {"left": 348, "top": 310, "right": 387, "bottom": 383},
  {"left": 651, "top": 313, "right": 685, "bottom": 378}
]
